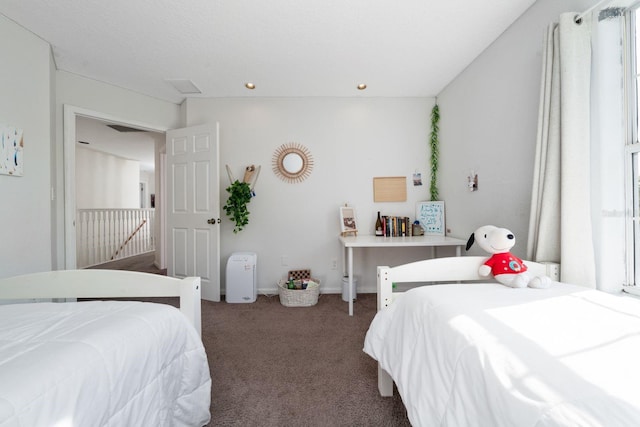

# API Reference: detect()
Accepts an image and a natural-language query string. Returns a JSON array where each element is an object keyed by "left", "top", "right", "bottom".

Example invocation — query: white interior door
[{"left": 166, "top": 123, "right": 220, "bottom": 302}]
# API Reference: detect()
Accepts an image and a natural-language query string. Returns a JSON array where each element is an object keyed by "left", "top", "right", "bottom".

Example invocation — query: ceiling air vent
[{"left": 165, "top": 78, "right": 202, "bottom": 94}]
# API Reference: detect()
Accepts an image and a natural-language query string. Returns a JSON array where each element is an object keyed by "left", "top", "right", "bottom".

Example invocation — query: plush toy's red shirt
[{"left": 484, "top": 252, "right": 528, "bottom": 276}]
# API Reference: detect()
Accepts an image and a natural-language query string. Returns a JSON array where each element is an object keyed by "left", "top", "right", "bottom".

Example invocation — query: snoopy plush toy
[{"left": 466, "top": 225, "right": 551, "bottom": 289}]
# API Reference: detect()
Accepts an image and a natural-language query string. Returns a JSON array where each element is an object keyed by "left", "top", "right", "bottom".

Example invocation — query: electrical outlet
[
  {"left": 331, "top": 259, "right": 338, "bottom": 270},
  {"left": 281, "top": 256, "right": 288, "bottom": 266}
]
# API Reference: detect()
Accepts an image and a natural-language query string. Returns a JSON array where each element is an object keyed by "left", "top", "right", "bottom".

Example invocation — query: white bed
[
  {"left": 364, "top": 256, "right": 640, "bottom": 427},
  {"left": 0, "top": 269, "right": 212, "bottom": 427}
]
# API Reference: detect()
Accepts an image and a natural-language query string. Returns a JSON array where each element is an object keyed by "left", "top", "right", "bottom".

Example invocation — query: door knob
[{"left": 207, "top": 218, "right": 217, "bottom": 225}]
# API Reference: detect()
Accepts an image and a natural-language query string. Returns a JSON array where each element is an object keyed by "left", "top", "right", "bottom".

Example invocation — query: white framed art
[
  {"left": 339, "top": 206, "right": 358, "bottom": 236},
  {"left": 0, "top": 125, "right": 24, "bottom": 176},
  {"left": 416, "top": 201, "right": 445, "bottom": 235}
]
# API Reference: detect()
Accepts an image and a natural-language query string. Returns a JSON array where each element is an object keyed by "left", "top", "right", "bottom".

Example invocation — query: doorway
[{"left": 63, "top": 105, "right": 168, "bottom": 271}]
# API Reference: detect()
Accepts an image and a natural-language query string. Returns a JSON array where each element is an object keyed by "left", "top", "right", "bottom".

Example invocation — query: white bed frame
[
  {"left": 0, "top": 269, "right": 203, "bottom": 337},
  {"left": 375, "top": 256, "right": 559, "bottom": 396}
]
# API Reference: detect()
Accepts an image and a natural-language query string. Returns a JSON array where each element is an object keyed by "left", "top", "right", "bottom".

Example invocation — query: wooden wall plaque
[{"left": 373, "top": 176, "right": 407, "bottom": 202}]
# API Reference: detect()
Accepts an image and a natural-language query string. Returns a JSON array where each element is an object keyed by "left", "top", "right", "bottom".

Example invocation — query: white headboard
[
  {"left": 0, "top": 270, "right": 203, "bottom": 337},
  {"left": 377, "top": 256, "right": 559, "bottom": 311}
]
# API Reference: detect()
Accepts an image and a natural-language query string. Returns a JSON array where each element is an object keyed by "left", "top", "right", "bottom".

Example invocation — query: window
[{"left": 626, "top": 6, "right": 640, "bottom": 288}]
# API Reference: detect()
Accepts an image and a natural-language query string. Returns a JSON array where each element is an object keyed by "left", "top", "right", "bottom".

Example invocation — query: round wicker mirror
[{"left": 272, "top": 142, "right": 314, "bottom": 183}]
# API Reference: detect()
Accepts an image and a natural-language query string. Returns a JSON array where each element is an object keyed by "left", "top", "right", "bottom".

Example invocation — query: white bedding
[
  {"left": 364, "top": 282, "right": 640, "bottom": 427},
  {"left": 0, "top": 301, "right": 211, "bottom": 427}
]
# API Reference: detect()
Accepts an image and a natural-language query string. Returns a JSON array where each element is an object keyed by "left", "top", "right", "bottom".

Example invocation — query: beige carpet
[
  {"left": 88, "top": 255, "right": 411, "bottom": 425},
  {"left": 202, "top": 293, "right": 411, "bottom": 426}
]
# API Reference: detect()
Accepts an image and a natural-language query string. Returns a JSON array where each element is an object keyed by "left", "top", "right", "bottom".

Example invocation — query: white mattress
[
  {"left": 364, "top": 282, "right": 640, "bottom": 427},
  {"left": 0, "top": 301, "right": 211, "bottom": 426}
]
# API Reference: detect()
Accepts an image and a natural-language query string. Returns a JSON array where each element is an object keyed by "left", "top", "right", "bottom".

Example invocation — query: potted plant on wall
[{"left": 223, "top": 180, "right": 252, "bottom": 233}]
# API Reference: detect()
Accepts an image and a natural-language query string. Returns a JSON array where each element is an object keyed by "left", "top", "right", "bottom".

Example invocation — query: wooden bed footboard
[{"left": 0, "top": 270, "right": 203, "bottom": 337}]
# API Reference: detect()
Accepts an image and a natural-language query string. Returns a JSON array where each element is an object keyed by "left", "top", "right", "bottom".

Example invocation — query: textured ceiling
[{"left": 0, "top": 0, "right": 537, "bottom": 104}]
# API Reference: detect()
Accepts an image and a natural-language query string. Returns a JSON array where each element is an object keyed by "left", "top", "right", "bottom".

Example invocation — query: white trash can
[{"left": 342, "top": 276, "right": 357, "bottom": 302}]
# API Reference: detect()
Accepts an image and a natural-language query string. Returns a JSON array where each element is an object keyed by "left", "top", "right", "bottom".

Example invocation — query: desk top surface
[{"left": 339, "top": 234, "right": 467, "bottom": 248}]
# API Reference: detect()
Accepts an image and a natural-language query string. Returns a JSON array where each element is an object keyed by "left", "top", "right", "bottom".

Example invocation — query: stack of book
[{"left": 381, "top": 216, "right": 412, "bottom": 237}]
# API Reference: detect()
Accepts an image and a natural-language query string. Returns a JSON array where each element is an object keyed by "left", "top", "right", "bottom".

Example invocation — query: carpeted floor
[
  {"left": 202, "top": 293, "right": 411, "bottom": 426},
  {"left": 90, "top": 253, "right": 411, "bottom": 425}
]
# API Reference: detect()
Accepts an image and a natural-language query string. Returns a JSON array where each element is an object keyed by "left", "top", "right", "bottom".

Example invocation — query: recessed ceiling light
[
  {"left": 357, "top": 84, "right": 367, "bottom": 90},
  {"left": 245, "top": 83, "right": 256, "bottom": 89}
]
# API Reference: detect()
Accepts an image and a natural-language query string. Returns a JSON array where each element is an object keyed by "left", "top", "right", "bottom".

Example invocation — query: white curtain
[{"left": 527, "top": 13, "right": 596, "bottom": 287}]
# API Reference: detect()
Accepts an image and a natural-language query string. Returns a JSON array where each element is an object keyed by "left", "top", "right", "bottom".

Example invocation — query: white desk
[{"left": 339, "top": 234, "right": 467, "bottom": 315}]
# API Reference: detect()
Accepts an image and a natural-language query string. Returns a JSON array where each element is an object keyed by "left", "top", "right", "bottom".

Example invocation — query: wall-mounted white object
[
  {"left": 412, "top": 172, "right": 423, "bottom": 186},
  {"left": 468, "top": 171, "right": 478, "bottom": 192}
]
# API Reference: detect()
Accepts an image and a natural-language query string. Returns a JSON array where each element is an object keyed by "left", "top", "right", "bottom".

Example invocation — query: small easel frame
[{"left": 339, "top": 206, "right": 358, "bottom": 237}]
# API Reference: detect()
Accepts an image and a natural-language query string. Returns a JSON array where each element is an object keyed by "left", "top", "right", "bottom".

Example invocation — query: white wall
[
  {"left": 0, "top": 15, "right": 52, "bottom": 278},
  {"left": 2, "top": 0, "right": 604, "bottom": 290},
  {"left": 437, "top": 0, "right": 599, "bottom": 259},
  {"left": 184, "top": 97, "right": 446, "bottom": 294},
  {"left": 75, "top": 147, "right": 140, "bottom": 209},
  {"left": 178, "top": 0, "right": 600, "bottom": 296}
]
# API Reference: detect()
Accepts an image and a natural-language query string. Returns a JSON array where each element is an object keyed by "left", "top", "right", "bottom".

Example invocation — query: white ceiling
[{"left": 0, "top": 0, "right": 537, "bottom": 103}]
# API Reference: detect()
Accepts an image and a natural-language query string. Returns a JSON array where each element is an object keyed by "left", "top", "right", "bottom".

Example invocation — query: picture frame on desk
[
  {"left": 416, "top": 201, "right": 445, "bottom": 235},
  {"left": 339, "top": 206, "right": 358, "bottom": 235}
]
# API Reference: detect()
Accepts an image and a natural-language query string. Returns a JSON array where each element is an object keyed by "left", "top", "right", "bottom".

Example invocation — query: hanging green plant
[
  {"left": 429, "top": 103, "right": 440, "bottom": 201},
  {"left": 223, "top": 180, "right": 252, "bottom": 233}
]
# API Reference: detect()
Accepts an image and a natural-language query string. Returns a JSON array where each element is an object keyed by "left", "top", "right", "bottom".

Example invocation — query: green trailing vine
[
  {"left": 429, "top": 103, "right": 440, "bottom": 201},
  {"left": 223, "top": 180, "right": 252, "bottom": 233}
]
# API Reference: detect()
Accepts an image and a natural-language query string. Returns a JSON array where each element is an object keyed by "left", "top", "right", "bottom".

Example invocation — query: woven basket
[{"left": 277, "top": 279, "right": 320, "bottom": 307}]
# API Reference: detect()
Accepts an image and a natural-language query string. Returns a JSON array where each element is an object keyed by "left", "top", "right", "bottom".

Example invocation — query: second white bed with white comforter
[{"left": 364, "top": 277, "right": 640, "bottom": 426}]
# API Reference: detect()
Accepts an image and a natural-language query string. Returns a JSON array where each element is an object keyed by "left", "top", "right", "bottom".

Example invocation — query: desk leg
[{"left": 348, "top": 246, "right": 353, "bottom": 316}]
